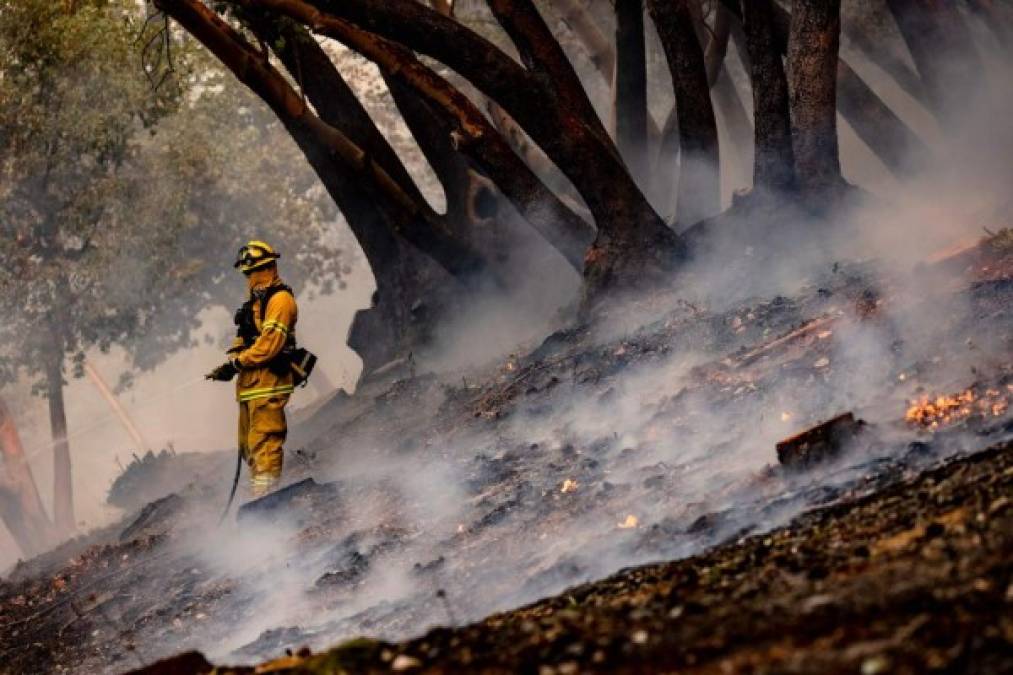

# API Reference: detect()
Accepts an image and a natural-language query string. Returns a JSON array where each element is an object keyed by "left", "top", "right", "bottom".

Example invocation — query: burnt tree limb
[
  {"left": 154, "top": 0, "right": 495, "bottom": 283},
  {"left": 647, "top": 0, "right": 721, "bottom": 225},
  {"left": 486, "top": 0, "right": 613, "bottom": 150},
  {"left": 276, "top": 6, "right": 593, "bottom": 269},
  {"left": 239, "top": 11, "right": 427, "bottom": 207},
  {"left": 232, "top": 0, "right": 683, "bottom": 292}
]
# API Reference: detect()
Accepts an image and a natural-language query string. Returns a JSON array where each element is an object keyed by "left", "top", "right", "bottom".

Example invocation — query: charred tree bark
[
  {"left": 742, "top": 0, "right": 796, "bottom": 194},
  {"left": 614, "top": 0, "right": 649, "bottom": 180},
  {"left": 383, "top": 76, "right": 518, "bottom": 273},
  {"left": 486, "top": 0, "right": 612, "bottom": 149},
  {"left": 240, "top": 12, "right": 437, "bottom": 370},
  {"left": 885, "top": 0, "right": 982, "bottom": 119},
  {"left": 786, "top": 0, "right": 845, "bottom": 199},
  {"left": 647, "top": 0, "right": 721, "bottom": 225},
  {"left": 427, "top": 0, "right": 588, "bottom": 234},
  {"left": 0, "top": 396, "right": 54, "bottom": 558},
  {"left": 550, "top": 0, "right": 663, "bottom": 145},
  {"left": 156, "top": 0, "right": 494, "bottom": 285},
  {"left": 235, "top": 0, "right": 682, "bottom": 294},
  {"left": 241, "top": 11, "right": 427, "bottom": 206},
  {"left": 767, "top": 3, "right": 930, "bottom": 176},
  {"left": 246, "top": 6, "right": 588, "bottom": 272}
]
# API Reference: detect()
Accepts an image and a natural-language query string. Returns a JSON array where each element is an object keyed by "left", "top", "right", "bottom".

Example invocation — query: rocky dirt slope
[
  {"left": 1, "top": 233, "right": 1011, "bottom": 674},
  {"left": 145, "top": 436, "right": 1013, "bottom": 674}
]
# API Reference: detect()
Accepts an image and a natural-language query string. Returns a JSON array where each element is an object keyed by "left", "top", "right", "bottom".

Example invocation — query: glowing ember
[
  {"left": 560, "top": 479, "right": 578, "bottom": 494},
  {"left": 905, "top": 387, "right": 1009, "bottom": 430},
  {"left": 618, "top": 514, "right": 639, "bottom": 529}
]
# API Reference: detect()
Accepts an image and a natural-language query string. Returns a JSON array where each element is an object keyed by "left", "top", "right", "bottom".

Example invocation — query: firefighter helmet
[{"left": 234, "top": 240, "right": 280, "bottom": 273}]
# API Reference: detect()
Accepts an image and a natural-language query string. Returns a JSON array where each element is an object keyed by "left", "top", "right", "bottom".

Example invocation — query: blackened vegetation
[
  {"left": 314, "top": 438, "right": 1013, "bottom": 674},
  {"left": 1, "top": 233, "right": 1011, "bottom": 674},
  {"left": 142, "top": 0, "right": 1001, "bottom": 373}
]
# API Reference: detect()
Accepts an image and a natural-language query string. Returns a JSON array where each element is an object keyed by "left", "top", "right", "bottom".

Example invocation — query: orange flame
[{"left": 905, "top": 387, "right": 1009, "bottom": 430}]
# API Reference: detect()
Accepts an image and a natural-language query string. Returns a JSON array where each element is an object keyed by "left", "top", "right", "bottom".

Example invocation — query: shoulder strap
[{"left": 258, "top": 283, "right": 294, "bottom": 323}]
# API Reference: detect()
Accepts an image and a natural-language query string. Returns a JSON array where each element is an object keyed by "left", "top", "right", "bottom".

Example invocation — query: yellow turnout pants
[{"left": 238, "top": 393, "right": 289, "bottom": 496}]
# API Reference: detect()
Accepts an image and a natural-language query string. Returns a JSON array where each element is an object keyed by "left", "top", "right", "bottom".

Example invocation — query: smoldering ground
[
  {"left": 3, "top": 17, "right": 1013, "bottom": 675},
  {"left": 115, "top": 44, "right": 1013, "bottom": 667}
]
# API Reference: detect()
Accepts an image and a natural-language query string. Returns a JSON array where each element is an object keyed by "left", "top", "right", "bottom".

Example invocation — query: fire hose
[{"left": 218, "top": 446, "right": 242, "bottom": 525}]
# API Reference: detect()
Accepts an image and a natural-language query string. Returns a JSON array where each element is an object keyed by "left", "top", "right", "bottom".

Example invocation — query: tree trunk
[
  {"left": 614, "top": 0, "right": 649, "bottom": 181},
  {"left": 45, "top": 344, "right": 74, "bottom": 534},
  {"left": 786, "top": 0, "right": 845, "bottom": 199},
  {"left": 647, "top": 0, "right": 721, "bottom": 226},
  {"left": 241, "top": 11, "right": 428, "bottom": 207},
  {"left": 742, "top": 0, "right": 796, "bottom": 194},
  {"left": 549, "top": 0, "right": 663, "bottom": 144},
  {"left": 239, "top": 11, "right": 460, "bottom": 372},
  {"left": 885, "top": 0, "right": 982, "bottom": 120},
  {"left": 242, "top": 0, "right": 681, "bottom": 293},
  {"left": 768, "top": 3, "right": 930, "bottom": 177},
  {"left": 0, "top": 396, "right": 54, "bottom": 558}
]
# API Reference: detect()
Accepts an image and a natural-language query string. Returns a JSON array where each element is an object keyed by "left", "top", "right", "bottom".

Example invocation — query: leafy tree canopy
[{"left": 0, "top": 0, "right": 350, "bottom": 394}]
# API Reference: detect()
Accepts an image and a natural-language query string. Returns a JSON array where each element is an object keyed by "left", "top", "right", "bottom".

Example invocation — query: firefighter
[{"left": 207, "top": 240, "right": 298, "bottom": 497}]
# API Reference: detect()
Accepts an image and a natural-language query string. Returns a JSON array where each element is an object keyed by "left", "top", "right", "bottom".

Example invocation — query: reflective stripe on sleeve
[
  {"left": 237, "top": 384, "right": 295, "bottom": 402},
  {"left": 261, "top": 320, "right": 289, "bottom": 332}
]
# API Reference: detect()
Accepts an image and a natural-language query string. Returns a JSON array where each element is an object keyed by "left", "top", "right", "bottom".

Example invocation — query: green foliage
[{"left": 0, "top": 0, "right": 348, "bottom": 394}]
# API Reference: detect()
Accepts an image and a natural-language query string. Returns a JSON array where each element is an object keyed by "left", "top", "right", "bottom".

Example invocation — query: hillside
[{"left": 1, "top": 233, "right": 1011, "bottom": 674}]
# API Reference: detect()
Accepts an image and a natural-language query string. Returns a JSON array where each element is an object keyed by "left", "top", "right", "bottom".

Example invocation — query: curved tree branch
[
  {"left": 154, "top": 0, "right": 494, "bottom": 282},
  {"left": 231, "top": 0, "right": 675, "bottom": 276},
  {"left": 238, "top": 11, "right": 427, "bottom": 207},
  {"left": 486, "top": 0, "right": 612, "bottom": 150}
]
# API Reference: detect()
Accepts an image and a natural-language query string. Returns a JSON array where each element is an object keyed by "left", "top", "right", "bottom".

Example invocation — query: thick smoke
[
  {"left": 4, "top": 9, "right": 1012, "bottom": 673},
  {"left": 153, "top": 30, "right": 1013, "bottom": 667}
]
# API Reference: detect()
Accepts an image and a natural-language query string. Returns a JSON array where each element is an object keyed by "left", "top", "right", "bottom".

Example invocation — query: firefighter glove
[{"left": 206, "top": 361, "right": 238, "bottom": 382}]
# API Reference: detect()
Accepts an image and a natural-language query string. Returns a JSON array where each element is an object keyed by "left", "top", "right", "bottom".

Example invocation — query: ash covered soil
[{"left": 1, "top": 232, "right": 1012, "bottom": 674}]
